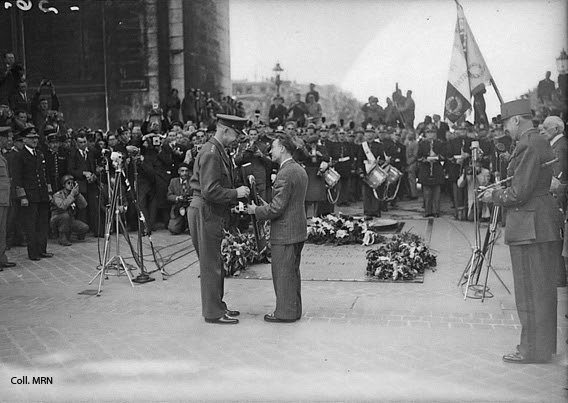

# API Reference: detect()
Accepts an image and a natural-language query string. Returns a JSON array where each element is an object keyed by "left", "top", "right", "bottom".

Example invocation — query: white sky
[{"left": 230, "top": 0, "right": 568, "bottom": 122}]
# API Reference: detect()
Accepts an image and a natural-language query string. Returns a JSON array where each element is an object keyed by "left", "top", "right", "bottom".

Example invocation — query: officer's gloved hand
[{"left": 236, "top": 186, "right": 250, "bottom": 199}]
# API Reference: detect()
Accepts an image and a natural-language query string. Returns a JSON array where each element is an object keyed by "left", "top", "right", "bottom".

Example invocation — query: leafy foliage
[
  {"left": 307, "top": 213, "right": 386, "bottom": 246},
  {"left": 221, "top": 226, "right": 270, "bottom": 277}
]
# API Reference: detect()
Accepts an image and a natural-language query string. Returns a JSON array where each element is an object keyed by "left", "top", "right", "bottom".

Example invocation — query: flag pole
[{"left": 490, "top": 78, "right": 504, "bottom": 105}]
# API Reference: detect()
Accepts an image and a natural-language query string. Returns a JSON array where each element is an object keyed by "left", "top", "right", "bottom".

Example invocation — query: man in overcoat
[
  {"left": 480, "top": 99, "right": 563, "bottom": 363},
  {"left": 246, "top": 132, "right": 308, "bottom": 322},
  {"left": 188, "top": 114, "right": 250, "bottom": 324},
  {"left": 0, "top": 126, "right": 16, "bottom": 269}
]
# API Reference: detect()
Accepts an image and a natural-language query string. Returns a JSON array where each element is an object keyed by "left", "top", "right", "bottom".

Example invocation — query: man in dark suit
[
  {"left": 480, "top": 99, "right": 563, "bottom": 364},
  {"left": 167, "top": 163, "right": 192, "bottom": 235},
  {"left": 11, "top": 126, "right": 54, "bottom": 261},
  {"left": 67, "top": 132, "right": 101, "bottom": 236},
  {"left": 432, "top": 114, "right": 449, "bottom": 142},
  {"left": 0, "top": 126, "right": 16, "bottom": 269},
  {"left": 246, "top": 132, "right": 308, "bottom": 323},
  {"left": 188, "top": 114, "right": 250, "bottom": 325}
]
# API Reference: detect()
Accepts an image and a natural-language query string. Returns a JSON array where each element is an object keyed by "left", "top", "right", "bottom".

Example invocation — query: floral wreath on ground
[
  {"left": 221, "top": 223, "right": 270, "bottom": 276},
  {"left": 306, "top": 213, "right": 387, "bottom": 246},
  {"left": 366, "top": 231, "right": 437, "bottom": 281}
]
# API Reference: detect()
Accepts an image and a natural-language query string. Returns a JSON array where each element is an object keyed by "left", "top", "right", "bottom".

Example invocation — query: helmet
[{"left": 61, "top": 174, "right": 74, "bottom": 187}]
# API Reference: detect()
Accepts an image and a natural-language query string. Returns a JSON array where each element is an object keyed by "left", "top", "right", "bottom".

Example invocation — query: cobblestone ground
[{"left": 0, "top": 199, "right": 566, "bottom": 402}]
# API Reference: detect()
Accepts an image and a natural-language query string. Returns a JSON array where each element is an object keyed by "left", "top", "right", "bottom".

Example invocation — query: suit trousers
[
  {"left": 423, "top": 184, "right": 441, "bottom": 216},
  {"left": 50, "top": 213, "right": 90, "bottom": 237},
  {"left": 6, "top": 204, "right": 24, "bottom": 246},
  {"left": 509, "top": 241, "right": 560, "bottom": 361},
  {"left": 21, "top": 202, "right": 49, "bottom": 259},
  {"left": 188, "top": 200, "right": 228, "bottom": 319},
  {"left": 271, "top": 242, "right": 304, "bottom": 320},
  {"left": 0, "top": 207, "right": 7, "bottom": 264}
]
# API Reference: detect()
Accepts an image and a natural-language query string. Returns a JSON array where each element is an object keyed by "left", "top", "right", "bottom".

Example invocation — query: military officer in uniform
[
  {"left": 44, "top": 129, "right": 68, "bottom": 192},
  {"left": 0, "top": 126, "right": 16, "bottom": 270},
  {"left": 11, "top": 126, "right": 54, "bottom": 261},
  {"left": 188, "top": 114, "right": 250, "bottom": 324},
  {"left": 480, "top": 99, "right": 563, "bottom": 364}
]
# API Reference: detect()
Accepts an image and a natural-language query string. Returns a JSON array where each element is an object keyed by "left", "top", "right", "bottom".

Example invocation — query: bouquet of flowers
[
  {"left": 366, "top": 232, "right": 437, "bottom": 281},
  {"left": 221, "top": 225, "right": 270, "bottom": 276},
  {"left": 307, "top": 214, "right": 386, "bottom": 246}
]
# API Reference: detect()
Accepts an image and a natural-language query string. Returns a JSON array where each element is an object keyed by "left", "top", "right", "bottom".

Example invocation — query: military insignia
[
  {"left": 445, "top": 96, "right": 463, "bottom": 116},
  {"left": 468, "top": 63, "right": 483, "bottom": 79},
  {"left": 496, "top": 143, "right": 505, "bottom": 152}
]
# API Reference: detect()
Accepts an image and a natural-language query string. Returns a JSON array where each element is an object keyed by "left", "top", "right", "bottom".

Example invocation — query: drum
[
  {"left": 322, "top": 167, "right": 341, "bottom": 188},
  {"left": 363, "top": 165, "right": 388, "bottom": 189},
  {"left": 385, "top": 165, "right": 402, "bottom": 185}
]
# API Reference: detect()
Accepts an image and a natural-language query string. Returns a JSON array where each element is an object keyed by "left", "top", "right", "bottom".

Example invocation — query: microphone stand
[{"left": 132, "top": 156, "right": 155, "bottom": 284}]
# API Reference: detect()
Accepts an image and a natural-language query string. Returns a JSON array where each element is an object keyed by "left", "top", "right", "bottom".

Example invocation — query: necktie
[{"left": 181, "top": 180, "right": 187, "bottom": 195}]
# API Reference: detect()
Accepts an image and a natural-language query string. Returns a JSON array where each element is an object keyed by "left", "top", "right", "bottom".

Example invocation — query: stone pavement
[{"left": 0, "top": 198, "right": 566, "bottom": 402}]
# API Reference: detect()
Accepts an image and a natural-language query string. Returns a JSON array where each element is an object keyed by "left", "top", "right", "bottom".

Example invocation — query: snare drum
[
  {"left": 363, "top": 165, "right": 388, "bottom": 189},
  {"left": 322, "top": 167, "right": 341, "bottom": 188},
  {"left": 385, "top": 165, "right": 402, "bottom": 185}
]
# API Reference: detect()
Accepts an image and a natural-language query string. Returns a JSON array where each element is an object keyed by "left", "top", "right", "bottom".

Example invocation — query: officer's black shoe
[
  {"left": 225, "top": 309, "right": 240, "bottom": 317},
  {"left": 40, "top": 253, "right": 54, "bottom": 258},
  {"left": 205, "top": 315, "right": 239, "bottom": 325},
  {"left": 0, "top": 262, "right": 16, "bottom": 268}
]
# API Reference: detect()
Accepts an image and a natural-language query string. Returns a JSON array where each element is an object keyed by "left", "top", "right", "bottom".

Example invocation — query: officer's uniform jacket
[
  {"left": 0, "top": 150, "right": 10, "bottom": 207},
  {"left": 189, "top": 137, "right": 238, "bottom": 217},
  {"left": 12, "top": 146, "right": 52, "bottom": 202},
  {"left": 45, "top": 149, "right": 68, "bottom": 192},
  {"left": 491, "top": 128, "right": 562, "bottom": 245}
]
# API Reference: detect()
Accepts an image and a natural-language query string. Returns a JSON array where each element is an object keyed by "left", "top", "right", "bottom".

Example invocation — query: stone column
[{"left": 168, "top": 0, "right": 185, "bottom": 96}]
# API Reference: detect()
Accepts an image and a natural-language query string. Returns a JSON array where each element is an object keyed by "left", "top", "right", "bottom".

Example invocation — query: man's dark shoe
[
  {"left": 264, "top": 313, "right": 297, "bottom": 323},
  {"left": 58, "top": 237, "right": 72, "bottom": 246},
  {"left": 204, "top": 315, "right": 239, "bottom": 324},
  {"left": 502, "top": 352, "right": 549, "bottom": 364},
  {"left": 29, "top": 256, "right": 41, "bottom": 261},
  {"left": 40, "top": 253, "right": 54, "bottom": 258},
  {"left": 0, "top": 262, "right": 16, "bottom": 268},
  {"left": 225, "top": 309, "right": 240, "bottom": 317}
]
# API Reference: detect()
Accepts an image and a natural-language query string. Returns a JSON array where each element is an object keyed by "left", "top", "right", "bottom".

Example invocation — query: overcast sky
[{"left": 230, "top": 0, "right": 567, "bottom": 122}]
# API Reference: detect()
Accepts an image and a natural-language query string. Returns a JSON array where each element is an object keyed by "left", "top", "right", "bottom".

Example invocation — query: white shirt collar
[
  {"left": 280, "top": 157, "right": 293, "bottom": 167},
  {"left": 25, "top": 145, "right": 35, "bottom": 155},
  {"left": 550, "top": 134, "right": 564, "bottom": 147}
]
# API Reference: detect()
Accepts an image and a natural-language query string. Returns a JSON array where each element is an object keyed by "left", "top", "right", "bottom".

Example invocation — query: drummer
[
  {"left": 357, "top": 125, "right": 390, "bottom": 218},
  {"left": 304, "top": 132, "right": 330, "bottom": 217}
]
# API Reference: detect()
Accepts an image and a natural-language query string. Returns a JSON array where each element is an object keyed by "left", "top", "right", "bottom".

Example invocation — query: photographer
[
  {"left": 141, "top": 103, "right": 167, "bottom": 135},
  {"left": 50, "top": 175, "right": 89, "bottom": 246},
  {"left": 31, "top": 79, "right": 60, "bottom": 139},
  {"left": 167, "top": 163, "right": 192, "bottom": 235},
  {"left": 44, "top": 130, "right": 68, "bottom": 192}
]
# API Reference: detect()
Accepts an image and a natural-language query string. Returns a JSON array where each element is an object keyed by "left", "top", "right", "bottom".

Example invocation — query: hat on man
[
  {"left": 216, "top": 114, "right": 248, "bottom": 135},
  {"left": 0, "top": 126, "right": 12, "bottom": 137},
  {"left": 501, "top": 99, "right": 531, "bottom": 121},
  {"left": 19, "top": 126, "right": 39, "bottom": 138},
  {"left": 61, "top": 174, "right": 75, "bottom": 187},
  {"left": 178, "top": 162, "right": 191, "bottom": 171},
  {"left": 46, "top": 132, "right": 60, "bottom": 143}
]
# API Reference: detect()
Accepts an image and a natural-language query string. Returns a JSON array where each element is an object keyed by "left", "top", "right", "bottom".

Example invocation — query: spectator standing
[
  {"left": 537, "top": 71, "right": 555, "bottom": 104},
  {"left": 31, "top": 80, "right": 59, "bottom": 138},
  {"left": 361, "top": 96, "right": 385, "bottom": 127},
  {"left": 268, "top": 96, "right": 287, "bottom": 129},
  {"left": 44, "top": 130, "right": 68, "bottom": 193},
  {"left": 165, "top": 88, "right": 181, "bottom": 122},
  {"left": 287, "top": 93, "right": 308, "bottom": 128},
  {"left": 8, "top": 81, "right": 30, "bottom": 114},
  {"left": 12, "top": 127, "right": 54, "bottom": 261},
  {"left": 305, "top": 83, "right": 319, "bottom": 103},
  {"left": 399, "top": 90, "right": 416, "bottom": 129}
]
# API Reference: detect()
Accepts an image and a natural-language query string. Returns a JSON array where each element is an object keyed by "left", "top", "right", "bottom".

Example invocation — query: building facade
[{"left": 0, "top": 0, "right": 230, "bottom": 130}]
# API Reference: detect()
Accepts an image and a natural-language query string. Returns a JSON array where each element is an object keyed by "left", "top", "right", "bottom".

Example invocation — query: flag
[{"left": 444, "top": 1, "right": 493, "bottom": 123}]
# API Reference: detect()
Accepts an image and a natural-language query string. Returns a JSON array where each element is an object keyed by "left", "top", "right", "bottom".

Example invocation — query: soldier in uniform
[
  {"left": 44, "top": 129, "right": 68, "bottom": 193},
  {"left": 480, "top": 99, "right": 563, "bottom": 364},
  {"left": 233, "top": 126, "right": 272, "bottom": 201},
  {"left": 188, "top": 114, "right": 250, "bottom": 324},
  {"left": 0, "top": 126, "right": 16, "bottom": 269},
  {"left": 5, "top": 131, "right": 25, "bottom": 248},
  {"left": 331, "top": 128, "right": 355, "bottom": 206},
  {"left": 11, "top": 126, "right": 54, "bottom": 261},
  {"left": 304, "top": 133, "right": 330, "bottom": 217},
  {"left": 417, "top": 126, "right": 446, "bottom": 217}
]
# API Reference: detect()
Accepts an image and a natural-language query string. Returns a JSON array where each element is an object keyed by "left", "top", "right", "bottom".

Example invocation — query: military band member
[
  {"left": 417, "top": 126, "right": 446, "bottom": 217},
  {"left": 304, "top": 133, "right": 330, "bottom": 217},
  {"left": 357, "top": 125, "right": 388, "bottom": 218},
  {"left": 479, "top": 99, "right": 563, "bottom": 364},
  {"left": 12, "top": 126, "right": 54, "bottom": 261},
  {"left": 188, "top": 114, "right": 250, "bottom": 325},
  {"left": 331, "top": 128, "right": 355, "bottom": 206}
]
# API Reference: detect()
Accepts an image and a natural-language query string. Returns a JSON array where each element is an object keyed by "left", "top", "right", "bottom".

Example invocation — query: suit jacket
[
  {"left": 189, "top": 137, "right": 238, "bottom": 217},
  {"left": 491, "top": 128, "right": 562, "bottom": 245},
  {"left": 167, "top": 177, "right": 192, "bottom": 218},
  {"left": 0, "top": 152, "right": 10, "bottom": 206},
  {"left": 255, "top": 158, "right": 308, "bottom": 245},
  {"left": 67, "top": 147, "right": 97, "bottom": 194},
  {"left": 550, "top": 134, "right": 568, "bottom": 184},
  {"left": 12, "top": 147, "right": 51, "bottom": 203}
]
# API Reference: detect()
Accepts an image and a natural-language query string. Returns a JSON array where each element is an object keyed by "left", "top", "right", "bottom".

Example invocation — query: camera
[{"left": 152, "top": 136, "right": 161, "bottom": 146}]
